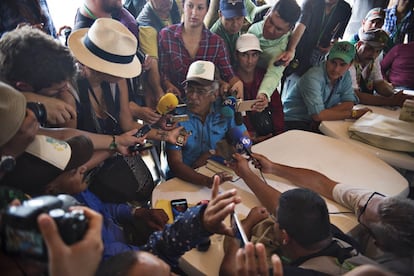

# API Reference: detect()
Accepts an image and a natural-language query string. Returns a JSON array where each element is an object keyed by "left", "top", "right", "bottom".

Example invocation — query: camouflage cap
[{"left": 360, "top": 28, "right": 389, "bottom": 49}]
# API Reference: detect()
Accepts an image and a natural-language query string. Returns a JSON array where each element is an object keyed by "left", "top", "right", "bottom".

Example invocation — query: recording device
[
  {"left": 236, "top": 99, "right": 261, "bottom": 113},
  {"left": 221, "top": 95, "right": 243, "bottom": 125},
  {"left": 170, "top": 198, "right": 188, "bottom": 220},
  {"left": 169, "top": 114, "right": 189, "bottom": 123},
  {"left": 228, "top": 127, "right": 253, "bottom": 158},
  {"left": 231, "top": 212, "right": 248, "bottom": 247},
  {"left": 156, "top": 93, "right": 179, "bottom": 115},
  {"left": 27, "top": 102, "right": 47, "bottom": 126},
  {"left": 129, "top": 124, "right": 152, "bottom": 152},
  {"left": 1, "top": 195, "right": 88, "bottom": 261},
  {"left": 273, "top": 60, "right": 284, "bottom": 66}
]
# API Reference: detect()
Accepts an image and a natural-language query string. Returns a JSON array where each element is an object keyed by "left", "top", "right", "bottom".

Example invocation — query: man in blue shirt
[
  {"left": 282, "top": 41, "right": 371, "bottom": 132},
  {"left": 167, "top": 60, "right": 248, "bottom": 187}
]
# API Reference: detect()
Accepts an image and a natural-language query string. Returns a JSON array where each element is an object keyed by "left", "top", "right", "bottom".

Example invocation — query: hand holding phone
[
  {"left": 170, "top": 198, "right": 188, "bottom": 220},
  {"left": 232, "top": 212, "right": 248, "bottom": 247},
  {"left": 129, "top": 125, "right": 152, "bottom": 152}
]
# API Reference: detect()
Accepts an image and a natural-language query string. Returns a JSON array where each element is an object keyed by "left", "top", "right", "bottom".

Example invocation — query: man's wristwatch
[{"left": 0, "top": 155, "right": 16, "bottom": 173}]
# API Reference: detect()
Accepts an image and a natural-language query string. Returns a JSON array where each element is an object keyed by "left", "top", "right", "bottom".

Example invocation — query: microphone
[
  {"left": 221, "top": 96, "right": 236, "bottom": 118},
  {"left": 221, "top": 96, "right": 243, "bottom": 125},
  {"left": 228, "top": 127, "right": 253, "bottom": 158},
  {"left": 156, "top": 93, "right": 179, "bottom": 115}
]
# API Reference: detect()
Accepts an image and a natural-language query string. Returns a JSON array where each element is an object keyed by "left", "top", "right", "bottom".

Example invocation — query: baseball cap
[
  {"left": 360, "top": 28, "right": 389, "bottom": 49},
  {"left": 1, "top": 135, "right": 93, "bottom": 196},
  {"left": 220, "top": 0, "right": 246, "bottom": 19},
  {"left": 236, "top": 33, "right": 263, "bottom": 53},
  {"left": 328, "top": 41, "right": 356, "bottom": 64},
  {"left": 364, "top": 7, "right": 385, "bottom": 21},
  {"left": 0, "top": 82, "right": 27, "bottom": 147},
  {"left": 183, "top": 60, "right": 216, "bottom": 86}
]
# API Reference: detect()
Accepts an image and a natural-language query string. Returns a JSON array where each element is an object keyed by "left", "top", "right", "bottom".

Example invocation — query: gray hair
[{"left": 370, "top": 197, "right": 414, "bottom": 256}]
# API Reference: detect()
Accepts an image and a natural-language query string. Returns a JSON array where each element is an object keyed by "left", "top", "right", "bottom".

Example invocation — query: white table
[
  {"left": 152, "top": 130, "right": 409, "bottom": 275},
  {"left": 319, "top": 105, "right": 414, "bottom": 171}
]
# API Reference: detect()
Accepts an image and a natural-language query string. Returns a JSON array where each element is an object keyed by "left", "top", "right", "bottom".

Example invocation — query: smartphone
[
  {"left": 232, "top": 212, "right": 248, "bottom": 247},
  {"left": 170, "top": 199, "right": 188, "bottom": 220},
  {"left": 134, "top": 125, "right": 151, "bottom": 138},
  {"left": 237, "top": 99, "right": 261, "bottom": 112},
  {"left": 129, "top": 125, "right": 152, "bottom": 152},
  {"left": 273, "top": 60, "right": 284, "bottom": 66}
]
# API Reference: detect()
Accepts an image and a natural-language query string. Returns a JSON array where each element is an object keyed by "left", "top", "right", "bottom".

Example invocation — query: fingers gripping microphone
[
  {"left": 228, "top": 127, "right": 253, "bottom": 157},
  {"left": 156, "top": 93, "right": 179, "bottom": 115}
]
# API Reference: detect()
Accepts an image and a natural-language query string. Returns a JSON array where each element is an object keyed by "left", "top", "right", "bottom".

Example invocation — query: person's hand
[
  {"left": 230, "top": 80, "right": 244, "bottom": 99},
  {"left": 219, "top": 80, "right": 231, "bottom": 96},
  {"left": 250, "top": 153, "right": 274, "bottom": 174},
  {"left": 37, "top": 206, "right": 104, "bottom": 276},
  {"left": 210, "top": 171, "right": 233, "bottom": 186},
  {"left": 155, "top": 114, "right": 178, "bottom": 131},
  {"left": 133, "top": 208, "right": 169, "bottom": 231},
  {"left": 236, "top": 242, "right": 283, "bottom": 276},
  {"left": 166, "top": 126, "right": 190, "bottom": 145},
  {"left": 226, "top": 153, "right": 252, "bottom": 178},
  {"left": 0, "top": 109, "right": 39, "bottom": 158},
  {"left": 352, "top": 107, "right": 372, "bottom": 119},
  {"left": 164, "top": 81, "right": 182, "bottom": 100},
  {"left": 143, "top": 55, "right": 154, "bottom": 71},
  {"left": 242, "top": 207, "right": 269, "bottom": 238},
  {"left": 391, "top": 91, "right": 412, "bottom": 107},
  {"left": 132, "top": 105, "right": 162, "bottom": 125},
  {"left": 202, "top": 175, "right": 241, "bottom": 235},
  {"left": 253, "top": 93, "right": 269, "bottom": 112},
  {"left": 115, "top": 129, "right": 146, "bottom": 155},
  {"left": 275, "top": 50, "right": 295, "bottom": 67},
  {"left": 39, "top": 96, "right": 77, "bottom": 125}
]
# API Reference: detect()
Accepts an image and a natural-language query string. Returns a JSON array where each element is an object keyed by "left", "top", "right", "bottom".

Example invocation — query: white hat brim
[{"left": 68, "top": 28, "right": 141, "bottom": 79}]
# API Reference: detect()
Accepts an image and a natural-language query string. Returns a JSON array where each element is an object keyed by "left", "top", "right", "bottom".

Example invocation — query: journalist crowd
[{"left": 0, "top": 0, "right": 413, "bottom": 275}]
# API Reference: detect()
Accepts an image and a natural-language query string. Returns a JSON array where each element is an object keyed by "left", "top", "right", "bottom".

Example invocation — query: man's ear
[{"left": 14, "top": 81, "right": 34, "bottom": 92}]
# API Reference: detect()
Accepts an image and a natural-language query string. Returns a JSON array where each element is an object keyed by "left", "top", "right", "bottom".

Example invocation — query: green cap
[{"left": 328, "top": 41, "right": 356, "bottom": 64}]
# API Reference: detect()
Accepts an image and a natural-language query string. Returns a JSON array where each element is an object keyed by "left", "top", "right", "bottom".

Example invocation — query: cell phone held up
[
  {"left": 232, "top": 212, "right": 248, "bottom": 247},
  {"left": 128, "top": 125, "right": 152, "bottom": 152},
  {"left": 170, "top": 198, "right": 188, "bottom": 220}
]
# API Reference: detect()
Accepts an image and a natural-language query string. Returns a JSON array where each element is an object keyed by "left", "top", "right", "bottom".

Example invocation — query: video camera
[{"left": 1, "top": 195, "right": 88, "bottom": 261}]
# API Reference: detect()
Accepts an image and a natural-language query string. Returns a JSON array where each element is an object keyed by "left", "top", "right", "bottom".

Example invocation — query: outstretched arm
[{"left": 250, "top": 153, "right": 338, "bottom": 201}]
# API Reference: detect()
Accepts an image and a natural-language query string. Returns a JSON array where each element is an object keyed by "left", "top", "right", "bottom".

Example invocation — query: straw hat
[
  {"left": 0, "top": 82, "right": 27, "bottom": 147},
  {"left": 68, "top": 18, "right": 141, "bottom": 78}
]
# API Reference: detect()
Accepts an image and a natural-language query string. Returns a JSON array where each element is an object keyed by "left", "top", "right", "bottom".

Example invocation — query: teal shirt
[
  {"left": 282, "top": 62, "right": 357, "bottom": 122},
  {"left": 210, "top": 20, "right": 240, "bottom": 66},
  {"left": 248, "top": 21, "right": 290, "bottom": 99}
]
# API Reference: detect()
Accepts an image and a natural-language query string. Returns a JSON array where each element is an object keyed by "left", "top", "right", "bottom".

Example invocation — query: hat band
[{"left": 84, "top": 35, "right": 134, "bottom": 64}]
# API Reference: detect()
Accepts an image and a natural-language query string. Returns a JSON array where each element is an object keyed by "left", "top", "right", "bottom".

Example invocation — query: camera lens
[{"left": 27, "top": 102, "right": 47, "bottom": 126}]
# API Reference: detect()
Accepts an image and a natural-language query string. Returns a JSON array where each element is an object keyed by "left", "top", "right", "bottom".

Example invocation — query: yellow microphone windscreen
[{"left": 157, "top": 93, "right": 179, "bottom": 114}]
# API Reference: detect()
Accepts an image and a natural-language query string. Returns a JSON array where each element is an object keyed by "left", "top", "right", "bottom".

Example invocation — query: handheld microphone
[
  {"left": 221, "top": 96, "right": 236, "bottom": 118},
  {"left": 156, "top": 93, "right": 179, "bottom": 115},
  {"left": 221, "top": 96, "right": 243, "bottom": 125},
  {"left": 228, "top": 127, "right": 253, "bottom": 157}
]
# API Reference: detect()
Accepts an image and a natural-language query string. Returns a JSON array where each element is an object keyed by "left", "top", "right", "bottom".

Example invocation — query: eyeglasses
[
  {"left": 357, "top": 192, "right": 385, "bottom": 224},
  {"left": 185, "top": 86, "right": 214, "bottom": 95}
]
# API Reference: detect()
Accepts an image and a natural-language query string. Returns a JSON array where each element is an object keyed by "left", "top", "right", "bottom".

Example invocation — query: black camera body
[
  {"left": 1, "top": 195, "right": 88, "bottom": 261},
  {"left": 27, "top": 102, "right": 47, "bottom": 126}
]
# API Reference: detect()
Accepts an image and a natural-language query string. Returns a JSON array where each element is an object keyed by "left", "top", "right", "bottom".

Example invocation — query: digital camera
[
  {"left": 1, "top": 195, "right": 88, "bottom": 261},
  {"left": 27, "top": 101, "right": 47, "bottom": 126}
]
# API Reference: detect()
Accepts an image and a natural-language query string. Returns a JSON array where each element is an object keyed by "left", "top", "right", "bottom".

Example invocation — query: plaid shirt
[
  {"left": 383, "top": 5, "right": 414, "bottom": 46},
  {"left": 158, "top": 23, "right": 236, "bottom": 93}
]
